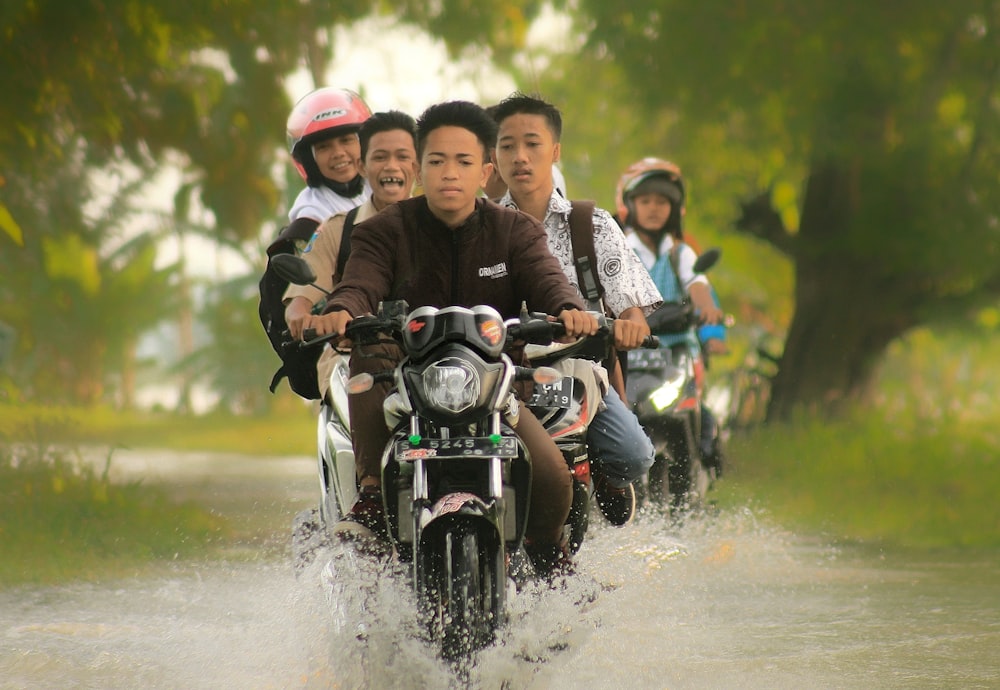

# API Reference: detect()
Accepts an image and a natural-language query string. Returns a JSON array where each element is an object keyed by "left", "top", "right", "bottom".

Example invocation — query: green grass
[
  {"left": 0, "top": 442, "right": 228, "bottom": 586},
  {"left": 0, "top": 401, "right": 317, "bottom": 457},
  {"left": 0, "top": 401, "right": 318, "bottom": 587},
  {"left": 708, "top": 325, "right": 1000, "bottom": 550},
  {"left": 715, "top": 414, "right": 1000, "bottom": 549}
]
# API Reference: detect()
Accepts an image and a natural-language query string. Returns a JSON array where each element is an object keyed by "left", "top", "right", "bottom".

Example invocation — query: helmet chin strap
[{"left": 322, "top": 174, "right": 364, "bottom": 198}]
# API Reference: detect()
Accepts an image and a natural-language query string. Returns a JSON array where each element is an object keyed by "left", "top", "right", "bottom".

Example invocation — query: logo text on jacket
[{"left": 478, "top": 262, "right": 509, "bottom": 279}]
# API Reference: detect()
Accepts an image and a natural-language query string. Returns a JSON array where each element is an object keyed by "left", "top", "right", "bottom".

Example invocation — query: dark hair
[
  {"left": 415, "top": 101, "right": 497, "bottom": 161},
  {"left": 491, "top": 92, "right": 562, "bottom": 142},
  {"left": 359, "top": 110, "right": 417, "bottom": 160}
]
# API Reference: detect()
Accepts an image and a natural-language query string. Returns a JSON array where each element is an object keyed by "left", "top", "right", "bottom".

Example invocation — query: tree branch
[{"left": 734, "top": 190, "right": 795, "bottom": 256}]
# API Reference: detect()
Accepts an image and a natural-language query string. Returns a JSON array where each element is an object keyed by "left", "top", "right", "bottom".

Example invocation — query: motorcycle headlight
[
  {"left": 649, "top": 367, "right": 685, "bottom": 412},
  {"left": 422, "top": 360, "right": 480, "bottom": 414}
]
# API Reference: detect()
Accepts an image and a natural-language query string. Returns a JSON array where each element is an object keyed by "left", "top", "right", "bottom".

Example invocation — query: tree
[
  {"left": 1, "top": 1, "right": 558, "bottom": 407},
  {"left": 562, "top": 0, "right": 1000, "bottom": 419}
]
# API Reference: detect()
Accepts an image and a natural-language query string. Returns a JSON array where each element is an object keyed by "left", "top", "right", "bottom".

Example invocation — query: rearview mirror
[{"left": 693, "top": 247, "right": 721, "bottom": 274}]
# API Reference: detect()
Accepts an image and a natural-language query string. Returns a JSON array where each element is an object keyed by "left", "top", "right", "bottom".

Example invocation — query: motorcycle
[
  {"left": 270, "top": 253, "right": 592, "bottom": 660},
  {"left": 523, "top": 313, "right": 658, "bottom": 552},
  {"left": 626, "top": 249, "right": 721, "bottom": 512}
]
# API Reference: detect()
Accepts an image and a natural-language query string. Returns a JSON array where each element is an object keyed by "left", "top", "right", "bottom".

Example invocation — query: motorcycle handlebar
[
  {"left": 284, "top": 311, "right": 399, "bottom": 351},
  {"left": 506, "top": 313, "right": 659, "bottom": 350},
  {"left": 287, "top": 309, "right": 660, "bottom": 353}
]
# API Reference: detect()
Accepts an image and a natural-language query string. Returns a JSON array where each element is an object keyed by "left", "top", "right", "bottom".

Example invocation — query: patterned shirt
[{"left": 498, "top": 191, "right": 662, "bottom": 317}]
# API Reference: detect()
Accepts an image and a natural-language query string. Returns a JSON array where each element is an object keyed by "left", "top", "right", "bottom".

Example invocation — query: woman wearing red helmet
[{"left": 285, "top": 87, "right": 373, "bottom": 234}]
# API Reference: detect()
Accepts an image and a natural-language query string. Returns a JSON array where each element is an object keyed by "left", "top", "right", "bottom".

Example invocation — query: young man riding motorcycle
[
  {"left": 301, "top": 100, "right": 599, "bottom": 578},
  {"left": 490, "top": 93, "right": 662, "bottom": 526}
]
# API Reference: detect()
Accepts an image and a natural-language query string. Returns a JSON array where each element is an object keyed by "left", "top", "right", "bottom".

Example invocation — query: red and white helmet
[
  {"left": 286, "top": 87, "right": 372, "bottom": 182},
  {"left": 614, "top": 157, "right": 685, "bottom": 231}
]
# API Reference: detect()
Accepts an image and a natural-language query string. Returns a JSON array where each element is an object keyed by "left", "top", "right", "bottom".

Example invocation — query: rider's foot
[
  {"left": 333, "top": 485, "right": 389, "bottom": 545},
  {"left": 594, "top": 477, "right": 636, "bottom": 526},
  {"left": 523, "top": 538, "right": 575, "bottom": 581}
]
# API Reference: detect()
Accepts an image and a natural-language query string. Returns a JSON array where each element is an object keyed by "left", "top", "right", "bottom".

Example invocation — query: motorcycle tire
[
  {"left": 664, "top": 419, "right": 710, "bottom": 512},
  {"left": 418, "top": 519, "right": 505, "bottom": 660}
]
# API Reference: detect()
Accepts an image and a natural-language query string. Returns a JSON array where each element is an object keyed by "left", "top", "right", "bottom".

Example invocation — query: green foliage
[
  {"left": 553, "top": 0, "right": 1000, "bottom": 417},
  {"left": 716, "top": 327, "right": 1000, "bottom": 548},
  {"left": 1, "top": 0, "right": 381, "bottom": 240},
  {"left": 180, "top": 273, "right": 279, "bottom": 415},
  {"left": 0, "top": 155, "right": 180, "bottom": 405},
  {"left": 0, "top": 441, "right": 227, "bottom": 586},
  {"left": 394, "top": 0, "right": 548, "bottom": 62}
]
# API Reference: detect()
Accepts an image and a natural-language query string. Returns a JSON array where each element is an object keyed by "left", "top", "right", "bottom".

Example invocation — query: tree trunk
[{"left": 766, "top": 163, "right": 919, "bottom": 421}]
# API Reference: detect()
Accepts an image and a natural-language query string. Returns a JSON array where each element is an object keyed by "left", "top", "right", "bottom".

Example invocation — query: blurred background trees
[
  {"left": 552, "top": 0, "right": 1000, "bottom": 419},
  {"left": 1, "top": 0, "right": 997, "bottom": 421}
]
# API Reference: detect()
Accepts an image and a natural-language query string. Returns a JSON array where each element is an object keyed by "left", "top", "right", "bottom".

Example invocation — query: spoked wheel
[{"left": 418, "top": 519, "right": 505, "bottom": 661}]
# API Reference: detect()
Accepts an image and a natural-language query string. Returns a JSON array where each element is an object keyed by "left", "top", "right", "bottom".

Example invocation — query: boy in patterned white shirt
[{"left": 491, "top": 92, "right": 663, "bottom": 526}]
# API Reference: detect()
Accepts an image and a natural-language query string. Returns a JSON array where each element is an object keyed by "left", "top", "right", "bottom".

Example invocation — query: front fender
[
  {"left": 423, "top": 492, "right": 494, "bottom": 525},
  {"left": 418, "top": 493, "right": 500, "bottom": 546}
]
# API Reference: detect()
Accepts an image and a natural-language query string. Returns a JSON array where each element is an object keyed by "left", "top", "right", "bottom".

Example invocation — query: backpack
[{"left": 259, "top": 207, "right": 360, "bottom": 399}]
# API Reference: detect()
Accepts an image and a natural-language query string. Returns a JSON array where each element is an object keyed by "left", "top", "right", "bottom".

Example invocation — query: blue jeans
[{"left": 587, "top": 390, "right": 654, "bottom": 488}]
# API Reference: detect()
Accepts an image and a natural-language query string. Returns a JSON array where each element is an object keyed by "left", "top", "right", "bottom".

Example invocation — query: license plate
[
  {"left": 627, "top": 348, "right": 670, "bottom": 370},
  {"left": 528, "top": 376, "right": 574, "bottom": 408},
  {"left": 395, "top": 436, "right": 518, "bottom": 460}
]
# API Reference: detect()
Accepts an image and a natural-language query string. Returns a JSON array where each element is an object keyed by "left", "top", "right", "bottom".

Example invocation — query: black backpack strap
[
  {"left": 567, "top": 200, "right": 603, "bottom": 307},
  {"left": 336, "top": 206, "right": 361, "bottom": 278},
  {"left": 568, "top": 200, "right": 619, "bottom": 374}
]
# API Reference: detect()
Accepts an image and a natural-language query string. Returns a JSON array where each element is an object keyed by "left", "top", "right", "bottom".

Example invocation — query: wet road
[{"left": 2, "top": 449, "right": 998, "bottom": 689}]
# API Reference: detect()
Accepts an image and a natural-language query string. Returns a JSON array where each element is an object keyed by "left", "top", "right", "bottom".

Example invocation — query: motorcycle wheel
[
  {"left": 645, "top": 448, "right": 672, "bottom": 506},
  {"left": 665, "top": 419, "right": 711, "bottom": 512},
  {"left": 419, "top": 520, "right": 504, "bottom": 661}
]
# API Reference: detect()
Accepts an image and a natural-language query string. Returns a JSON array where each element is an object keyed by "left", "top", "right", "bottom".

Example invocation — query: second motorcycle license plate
[{"left": 529, "top": 376, "right": 574, "bottom": 408}]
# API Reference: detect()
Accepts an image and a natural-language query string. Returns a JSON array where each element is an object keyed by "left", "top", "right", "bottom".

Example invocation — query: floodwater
[{"left": 1, "top": 449, "right": 998, "bottom": 689}]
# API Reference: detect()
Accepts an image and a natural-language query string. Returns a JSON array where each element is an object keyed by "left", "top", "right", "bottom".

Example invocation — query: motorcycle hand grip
[
  {"left": 642, "top": 334, "right": 660, "bottom": 349},
  {"left": 510, "top": 319, "right": 561, "bottom": 344}
]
